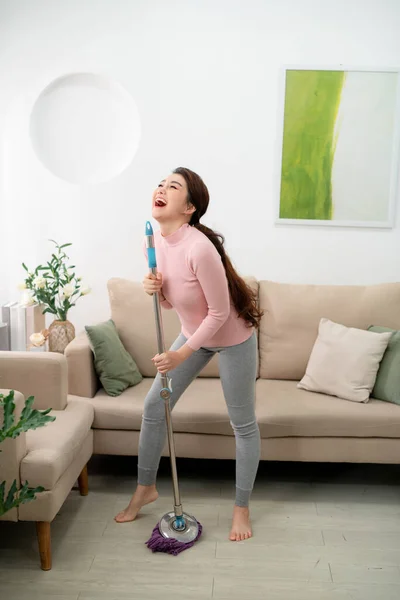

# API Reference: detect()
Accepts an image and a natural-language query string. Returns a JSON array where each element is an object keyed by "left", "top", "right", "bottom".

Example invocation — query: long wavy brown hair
[{"left": 173, "top": 167, "right": 263, "bottom": 329}]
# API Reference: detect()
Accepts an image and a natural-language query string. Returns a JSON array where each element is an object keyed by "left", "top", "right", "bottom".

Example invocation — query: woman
[{"left": 115, "top": 167, "right": 262, "bottom": 541}]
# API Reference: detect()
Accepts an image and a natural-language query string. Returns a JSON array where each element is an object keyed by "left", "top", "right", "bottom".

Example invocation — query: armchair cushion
[{"left": 20, "top": 400, "right": 94, "bottom": 490}]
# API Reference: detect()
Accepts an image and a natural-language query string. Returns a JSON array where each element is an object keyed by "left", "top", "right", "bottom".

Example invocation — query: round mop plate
[{"left": 159, "top": 512, "right": 200, "bottom": 543}]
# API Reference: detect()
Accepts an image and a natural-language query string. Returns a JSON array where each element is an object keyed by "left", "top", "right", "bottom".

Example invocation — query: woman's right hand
[{"left": 143, "top": 272, "right": 164, "bottom": 296}]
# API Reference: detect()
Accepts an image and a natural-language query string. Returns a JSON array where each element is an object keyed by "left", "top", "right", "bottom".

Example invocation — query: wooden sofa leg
[
  {"left": 78, "top": 464, "right": 89, "bottom": 496},
  {"left": 36, "top": 521, "right": 52, "bottom": 571}
]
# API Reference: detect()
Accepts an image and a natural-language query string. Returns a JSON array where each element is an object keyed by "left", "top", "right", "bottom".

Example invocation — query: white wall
[{"left": 1, "top": 0, "right": 399, "bottom": 334}]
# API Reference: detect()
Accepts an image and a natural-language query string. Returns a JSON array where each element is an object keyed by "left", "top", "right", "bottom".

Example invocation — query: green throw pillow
[
  {"left": 368, "top": 326, "right": 400, "bottom": 405},
  {"left": 85, "top": 319, "right": 142, "bottom": 397}
]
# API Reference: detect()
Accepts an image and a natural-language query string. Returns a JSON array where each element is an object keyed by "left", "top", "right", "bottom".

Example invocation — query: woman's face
[{"left": 152, "top": 173, "right": 194, "bottom": 223}]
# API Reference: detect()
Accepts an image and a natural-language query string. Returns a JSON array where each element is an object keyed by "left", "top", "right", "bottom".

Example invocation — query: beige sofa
[
  {"left": 0, "top": 352, "right": 94, "bottom": 570},
  {"left": 66, "top": 278, "right": 400, "bottom": 465}
]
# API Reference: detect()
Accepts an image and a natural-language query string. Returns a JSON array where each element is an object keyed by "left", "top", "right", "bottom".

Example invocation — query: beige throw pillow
[{"left": 298, "top": 318, "right": 392, "bottom": 403}]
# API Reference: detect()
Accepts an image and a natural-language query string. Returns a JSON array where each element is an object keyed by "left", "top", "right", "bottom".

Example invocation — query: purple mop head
[{"left": 146, "top": 522, "right": 203, "bottom": 556}]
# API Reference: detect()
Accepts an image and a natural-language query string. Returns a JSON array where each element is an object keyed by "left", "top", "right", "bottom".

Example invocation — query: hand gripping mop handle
[{"left": 145, "top": 221, "right": 184, "bottom": 526}]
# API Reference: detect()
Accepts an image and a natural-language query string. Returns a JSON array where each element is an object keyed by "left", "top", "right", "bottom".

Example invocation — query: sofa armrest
[
  {"left": 65, "top": 332, "right": 98, "bottom": 398},
  {"left": 0, "top": 352, "right": 67, "bottom": 410},
  {"left": 0, "top": 390, "right": 27, "bottom": 522}
]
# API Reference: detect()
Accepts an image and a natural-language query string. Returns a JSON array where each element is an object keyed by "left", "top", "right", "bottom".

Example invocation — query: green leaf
[
  {"left": 22, "top": 262, "right": 29, "bottom": 272},
  {"left": 1, "top": 393, "right": 55, "bottom": 441},
  {"left": 19, "top": 395, "right": 34, "bottom": 421},
  {"left": 18, "top": 481, "right": 45, "bottom": 505},
  {"left": 16, "top": 400, "right": 55, "bottom": 436},
  {"left": 0, "top": 480, "right": 45, "bottom": 516},
  {"left": 0, "top": 390, "right": 15, "bottom": 435},
  {"left": 5, "top": 480, "right": 18, "bottom": 511},
  {"left": 60, "top": 243, "right": 72, "bottom": 249}
]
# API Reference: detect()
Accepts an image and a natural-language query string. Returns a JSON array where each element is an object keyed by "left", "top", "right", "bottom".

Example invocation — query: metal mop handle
[{"left": 145, "top": 221, "right": 184, "bottom": 526}]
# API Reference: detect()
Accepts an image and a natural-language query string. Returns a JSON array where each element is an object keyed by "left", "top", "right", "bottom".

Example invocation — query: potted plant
[
  {"left": 0, "top": 390, "right": 55, "bottom": 517},
  {"left": 19, "top": 240, "right": 91, "bottom": 353}
]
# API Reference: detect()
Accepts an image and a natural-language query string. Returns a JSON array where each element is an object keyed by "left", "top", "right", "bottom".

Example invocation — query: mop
[{"left": 144, "top": 221, "right": 202, "bottom": 555}]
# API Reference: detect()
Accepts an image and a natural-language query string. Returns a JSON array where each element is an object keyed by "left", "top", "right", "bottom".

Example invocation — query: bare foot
[
  {"left": 114, "top": 485, "right": 159, "bottom": 523},
  {"left": 229, "top": 506, "right": 252, "bottom": 541}
]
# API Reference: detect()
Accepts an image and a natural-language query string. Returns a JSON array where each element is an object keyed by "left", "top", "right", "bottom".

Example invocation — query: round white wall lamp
[{"left": 30, "top": 72, "right": 141, "bottom": 184}]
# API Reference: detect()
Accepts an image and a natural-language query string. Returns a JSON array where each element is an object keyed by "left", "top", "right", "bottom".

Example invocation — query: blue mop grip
[
  {"left": 145, "top": 221, "right": 157, "bottom": 269},
  {"left": 174, "top": 515, "right": 185, "bottom": 530}
]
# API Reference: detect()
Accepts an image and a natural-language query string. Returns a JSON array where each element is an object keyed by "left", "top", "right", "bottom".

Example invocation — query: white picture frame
[{"left": 275, "top": 65, "right": 400, "bottom": 228}]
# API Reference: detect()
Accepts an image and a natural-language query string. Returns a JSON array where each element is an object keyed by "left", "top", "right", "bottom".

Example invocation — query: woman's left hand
[{"left": 152, "top": 350, "right": 183, "bottom": 374}]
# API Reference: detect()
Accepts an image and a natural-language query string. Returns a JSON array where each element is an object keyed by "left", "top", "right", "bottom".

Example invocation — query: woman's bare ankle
[
  {"left": 134, "top": 484, "right": 157, "bottom": 500},
  {"left": 137, "top": 483, "right": 156, "bottom": 493},
  {"left": 114, "top": 485, "right": 158, "bottom": 523},
  {"left": 130, "top": 484, "right": 158, "bottom": 506}
]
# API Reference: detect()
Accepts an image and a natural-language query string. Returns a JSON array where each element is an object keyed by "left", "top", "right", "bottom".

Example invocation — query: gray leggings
[{"left": 138, "top": 332, "right": 260, "bottom": 507}]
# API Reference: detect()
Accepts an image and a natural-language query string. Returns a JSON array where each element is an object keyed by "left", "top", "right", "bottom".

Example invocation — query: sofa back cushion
[
  {"left": 258, "top": 281, "right": 400, "bottom": 380},
  {"left": 107, "top": 277, "right": 259, "bottom": 378}
]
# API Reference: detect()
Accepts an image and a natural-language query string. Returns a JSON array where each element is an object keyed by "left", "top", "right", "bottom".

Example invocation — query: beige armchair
[{"left": 0, "top": 351, "right": 94, "bottom": 570}]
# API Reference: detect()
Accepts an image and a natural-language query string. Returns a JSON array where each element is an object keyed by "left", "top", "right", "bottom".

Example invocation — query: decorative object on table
[
  {"left": 298, "top": 318, "right": 393, "bottom": 403},
  {"left": 85, "top": 319, "right": 142, "bottom": 397},
  {"left": 47, "top": 320, "right": 76, "bottom": 353},
  {"left": 276, "top": 67, "right": 400, "bottom": 228},
  {"left": 28, "top": 329, "right": 50, "bottom": 352},
  {"left": 20, "top": 240, "right": 91, "bottom": 353},
  {"left": 9, "top": 302, "right": 45, "bottom": 351},
  {"left": 0, "top": 389, "right": 56, "bottom": 517},
  {"left": 368, "top": 325, "right": 400, "bottom": 405}
]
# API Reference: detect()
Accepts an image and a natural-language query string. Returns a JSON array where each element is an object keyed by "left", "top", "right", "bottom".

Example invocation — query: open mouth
[{"left": 155, "top": 198, "right": 167, "bottom": 208}]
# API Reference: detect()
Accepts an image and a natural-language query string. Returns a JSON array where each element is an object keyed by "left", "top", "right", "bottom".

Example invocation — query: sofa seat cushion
[
  {"left": 256, "top": 380, "right": 400, "bottom": 438},
  {"left": 71, "top": 377, "right": 235, "bottom": 436},
  {"left": 20, "top": 400, "right": 94, "bottom": 490}
]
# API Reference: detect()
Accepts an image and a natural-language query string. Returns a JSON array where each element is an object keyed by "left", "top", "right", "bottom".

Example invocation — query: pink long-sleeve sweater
[{"left": 148, "top": 223, "right": 253, "bottom": 351}]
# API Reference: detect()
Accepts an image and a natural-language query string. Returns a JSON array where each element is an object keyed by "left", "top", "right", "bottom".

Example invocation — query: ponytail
[
  {"left": 193, "top": 223, "right": 263, "bottom": 329},
  {"left": 172, "top": 166, "right": 263, "bottom": 328}
]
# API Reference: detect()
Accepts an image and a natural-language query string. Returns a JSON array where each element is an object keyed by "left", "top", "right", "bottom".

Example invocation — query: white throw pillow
[{"left": 298, "top": 318, "right": 392, "bottom": 403}]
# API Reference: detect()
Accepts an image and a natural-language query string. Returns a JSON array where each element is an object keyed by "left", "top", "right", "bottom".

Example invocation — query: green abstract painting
[{"left": 278, "top": 69, "right": 399, "bottom": 226}]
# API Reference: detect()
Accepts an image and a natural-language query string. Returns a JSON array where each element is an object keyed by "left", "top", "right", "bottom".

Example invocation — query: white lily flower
[
  {"left": 33, "top": 276, "right": 46, "bottom": 289},
  {"left": 80, "top": 285, "right": 91, "bottom": 296},
  {"left": 62, "top": 283, "right": 75, "bottom": 298}
]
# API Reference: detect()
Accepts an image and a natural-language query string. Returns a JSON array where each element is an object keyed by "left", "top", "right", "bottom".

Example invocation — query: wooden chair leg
[
  {"left": 78, "top": 464, "right": 89, "bottom": 496},
  {"left": 36, "top": 521, "right": 52, "bottom": 571}
]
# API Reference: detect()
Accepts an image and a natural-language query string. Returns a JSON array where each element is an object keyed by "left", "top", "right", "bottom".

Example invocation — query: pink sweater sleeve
[
  {"left": 142, "top": 239, "right": 173, "bottom": 310},
  {"left": 185, "top": 242, "right": 230, "bottom": 351}
]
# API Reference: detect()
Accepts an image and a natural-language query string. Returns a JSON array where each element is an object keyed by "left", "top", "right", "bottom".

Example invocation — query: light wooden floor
[{"left": 1, "top": 457, "right": 400, "bottom": 599}]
